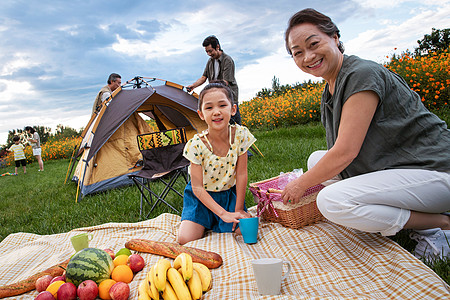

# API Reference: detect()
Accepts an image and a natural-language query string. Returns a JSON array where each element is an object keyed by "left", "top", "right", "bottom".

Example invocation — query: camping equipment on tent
[{"left": 69, "top": 77, "right": 207, "bottom": 202}]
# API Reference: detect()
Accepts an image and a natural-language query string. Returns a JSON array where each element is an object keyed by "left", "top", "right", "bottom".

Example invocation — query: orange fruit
[
  {"left": 111, "top": 265, "right": 134, "bottom": 283},
  {"left": 46, "top": 280, "right": 65, "bottom": 298},
  {"left": 98, "top": 279, "right": 117, "bottom": 300},
  {"left": 113, "top": 254, "right": 129, "bottom": 267}
]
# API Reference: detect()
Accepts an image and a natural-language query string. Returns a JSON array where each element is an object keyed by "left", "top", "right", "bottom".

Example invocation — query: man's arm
[{"left": 186, "top": 76, "right": 207, "bottom": 92}]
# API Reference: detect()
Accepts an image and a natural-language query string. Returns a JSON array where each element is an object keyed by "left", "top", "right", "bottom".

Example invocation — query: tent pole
[
  {"left": 251, "top": 144, "right": 264, "bottom": 157},
  {"left": 64, "top": 144, "right": 78, "bottom": 184},
  {"left": 76, "top": 159, "right": 88, "bottom": 203},
  {"left": 75, "top": 178, "right": 81, "bottom": 203}
]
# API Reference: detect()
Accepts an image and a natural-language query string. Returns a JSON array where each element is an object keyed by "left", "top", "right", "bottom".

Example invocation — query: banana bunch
[{"left": 138, "top": 253, "right": 213, "bottom": 300}]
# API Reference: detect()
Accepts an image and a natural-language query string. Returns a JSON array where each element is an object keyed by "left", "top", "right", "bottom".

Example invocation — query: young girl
[{"left": 177, "top": 81, "right": 256, "bottom": 245}]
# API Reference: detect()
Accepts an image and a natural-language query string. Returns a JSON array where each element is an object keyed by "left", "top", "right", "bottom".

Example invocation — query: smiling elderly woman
[{"left": 280, "top": 8, "right": 450, "bottom": 261}]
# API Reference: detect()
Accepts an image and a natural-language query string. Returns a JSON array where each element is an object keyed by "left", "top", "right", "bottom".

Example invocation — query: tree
[
  {"left": 256, "top": 76, "right": 295, "bottom": 98},
  {"left": 50, "top": 124, "right": 80, "bottom": 141},
  {"left": 415, "top": 28, "right": 450, "bottom": 56}
]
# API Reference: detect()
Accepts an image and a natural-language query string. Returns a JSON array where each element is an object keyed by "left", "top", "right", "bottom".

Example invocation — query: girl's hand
[
  {"left": 235, "top": 209, "right": 252, "bottom": 219},
  {"left": 281, "top": 177, "right": 306, "bottom": 205},
  {"left": 220, "top": 211, "right": 251, "bottom": 231}
]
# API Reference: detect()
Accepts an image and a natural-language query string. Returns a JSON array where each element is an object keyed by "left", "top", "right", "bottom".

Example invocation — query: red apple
[
  {"left": 50, "top": 275, "right": 65, "bottom": 284},
  {"left": 35, "top": 291, "right": 55, "bottom": 300},
  {"left": 104, "top": 248, "right": 115, "bottom": 260},
  {"left": 109, "top": 282, "right": 130, "bottom": 300},
  {"left": 127, "top": 254, "right": 145, "bottom": 272},
  {"left": 35, "top": 275, "right": 53, "bottom": 292},
  {"left": 57, "top": 282, "right": 77, "bottom": 300},
  {"left": 77, "top": 280, "right": 99, "bottom": 300}
]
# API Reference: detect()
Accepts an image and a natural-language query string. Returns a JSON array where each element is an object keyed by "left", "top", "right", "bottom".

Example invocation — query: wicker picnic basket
[{"left": 249, "top": 173, "right": 325, "bottom": 229}]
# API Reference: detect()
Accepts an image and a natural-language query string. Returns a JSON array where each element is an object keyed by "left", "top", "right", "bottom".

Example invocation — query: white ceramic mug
[{"left": 251, "top": 258, "right": 291, "bottom": 295}]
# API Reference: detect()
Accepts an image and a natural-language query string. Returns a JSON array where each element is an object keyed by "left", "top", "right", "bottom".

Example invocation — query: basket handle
[{"left": 267, "top": 188, "right": 283, "bottom": 194}]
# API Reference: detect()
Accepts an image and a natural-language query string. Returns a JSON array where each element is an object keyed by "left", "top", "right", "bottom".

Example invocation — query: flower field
[
  {"left": 240, "top": 82, "right": 325, "bottom": 129},
  {"left": 384, "top": 48, "right": 449, "bottom": 111}
]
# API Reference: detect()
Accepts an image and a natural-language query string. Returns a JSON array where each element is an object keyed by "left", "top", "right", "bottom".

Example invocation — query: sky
[{"left": 1, "top": 0, "right": 449, "bottom": 145}]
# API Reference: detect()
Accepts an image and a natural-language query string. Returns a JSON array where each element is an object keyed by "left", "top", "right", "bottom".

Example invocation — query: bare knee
[{"left": 177, "top": 220, "right": 204, "bottom": 245}]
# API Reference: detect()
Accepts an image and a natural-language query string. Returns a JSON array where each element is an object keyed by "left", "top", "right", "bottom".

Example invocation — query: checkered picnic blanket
[{"left": 0, "top": 209, "right": 448, "bottom": 299}]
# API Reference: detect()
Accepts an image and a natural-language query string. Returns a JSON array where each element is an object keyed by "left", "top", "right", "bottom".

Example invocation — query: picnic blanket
[{"left": 0, "top": 209, "right": 449, "bottom": 299}]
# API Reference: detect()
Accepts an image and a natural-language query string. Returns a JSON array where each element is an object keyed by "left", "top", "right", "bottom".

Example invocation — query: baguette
[
  {"left": 0, "top": 258, "right": 70, "bottom": 299},
  {"left": 125, "top": 239, "right": 223, "bottom": 269}
]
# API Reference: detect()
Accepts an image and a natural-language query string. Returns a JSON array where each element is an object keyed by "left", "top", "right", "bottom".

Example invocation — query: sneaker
[{"left": 410, "top": 228, "right": 450, "bottom": 261}]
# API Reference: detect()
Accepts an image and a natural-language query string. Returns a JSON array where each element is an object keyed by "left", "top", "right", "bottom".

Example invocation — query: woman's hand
[{"left": 281, "top": 176, "right": 307, "bottom": 205}]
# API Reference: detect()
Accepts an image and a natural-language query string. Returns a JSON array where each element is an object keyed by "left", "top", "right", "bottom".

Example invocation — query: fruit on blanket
[
  {"left": 125, "top": 239, "right": 223, "bottom": 268},
  {"left": 35, "top": 275, "right": 53, "bottom": 292},
  {"left": 104, "top": 249, "right": 115, "bottom": 260},
  {"left": 141, "top": 257, "right": 214, "bottom": 300},
  {"left": 45, "top": 280, "right": 65, "bottom": 297},
  {"left": 111, "top": 265, "right": 133, "bottom": 284},
  {"left": 155, "top": 259, "right": 171, "bottom": 292},
  {"left": 166, "top": 267, "right": 191, "bottom": 300},
  {"left": 35, "top": 291, "right": 55, "bottom": 300},
  {"left": 162, "top": 281, "right": 178, "bottom": 300},
  {"left": 109, "top": 282, "right": 130, "bottom": 300},
  {"left": 50, "top": 275, "right": 65, "bottom": 284},
  {"left": 138, "top": 279, "right": 152, "bottom": 300},
  {"left": 66, "top": 248, "right": 114, "bottom": 286},
  {"left": 115, "top": 248, "right": 132, "bottom": 257},
  {"left": 187, "top": 269, "right": 202, "bottom": 300},
  {"left": 173, "top": 252, "right": 193, "bottom": 282},
  {"left": 128, "top": 254, "right": 145, "bottom": 272},
  {"left": 113, "top": 255, "right": 129, "bottom": 267},
  {"left": 77, "top": 280, "right": 98, "bottom": 300},
  {"left": 192, "top": 262, "right": 212, "bottom": 292},
  {"left": 57, "top": 282, "right": 77, "bottom": 300},
  {"left": 147, "top": 265, "right": 160, "bottom": 300},
  {"left": 98, "top": 279, "right": 116, "bottom": 300}
]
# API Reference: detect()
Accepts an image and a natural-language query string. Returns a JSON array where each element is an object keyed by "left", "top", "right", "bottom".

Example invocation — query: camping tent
[{"left": 69, "top": 77, "right": 207, "bottom": 201}]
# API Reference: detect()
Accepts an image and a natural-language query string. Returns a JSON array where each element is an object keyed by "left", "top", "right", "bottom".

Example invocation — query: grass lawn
[{"left": 0, "top": 122, "right": 448, "bottom": 284}]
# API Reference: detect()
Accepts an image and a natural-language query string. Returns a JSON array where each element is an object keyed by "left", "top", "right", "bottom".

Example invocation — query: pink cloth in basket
[{"left": 249, "top": 175, "right": 324, "bottom": 217}]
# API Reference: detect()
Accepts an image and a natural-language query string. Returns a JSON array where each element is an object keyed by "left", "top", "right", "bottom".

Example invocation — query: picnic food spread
[
  {"left": 0, "top": 240, "right": 219, "bottom": 300},
  {"left": 1, "top": 212, "right": 449, "bottom": 299},
  {"left": 35, "top": 247, "right": 145, "bottom": 299},
  {"left": 138, "top": 252, "right": 213, "bottom": 300},
  {"left": 125, "top": 239, "right": 223, "bottom": 269}
]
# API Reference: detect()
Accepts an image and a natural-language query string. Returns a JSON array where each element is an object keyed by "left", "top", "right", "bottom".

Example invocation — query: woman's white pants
[{"left": 309, "top": 150, "right": 450, "bottom": 236}]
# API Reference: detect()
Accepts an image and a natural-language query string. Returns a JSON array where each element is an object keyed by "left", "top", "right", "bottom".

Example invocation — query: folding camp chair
[{"left": 130, "top": 127, "right": 189, "bottom": 218}]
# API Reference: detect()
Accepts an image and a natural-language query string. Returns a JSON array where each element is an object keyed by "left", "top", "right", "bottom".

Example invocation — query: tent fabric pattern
[{"left": 71, "top": 78, "right": 206, "bottom": 200}]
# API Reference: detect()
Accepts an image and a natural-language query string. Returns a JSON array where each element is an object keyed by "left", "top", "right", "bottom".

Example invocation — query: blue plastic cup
[{"left": 239, "top": 217, "right": 259, "bottom": 244}]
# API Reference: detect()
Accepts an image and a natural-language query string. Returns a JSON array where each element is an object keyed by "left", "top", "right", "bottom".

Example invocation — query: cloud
[{"left": 345, "top": 2, "right": 450, "bottom": 62}]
